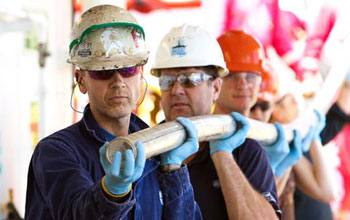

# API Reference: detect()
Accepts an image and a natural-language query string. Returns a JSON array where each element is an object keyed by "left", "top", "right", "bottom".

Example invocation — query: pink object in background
[
  {"left": 222, "top": 0, "right": 305, "bottom": 58},
  {"left": 335, "top": 125, "right": 350, "bottom": 215}
]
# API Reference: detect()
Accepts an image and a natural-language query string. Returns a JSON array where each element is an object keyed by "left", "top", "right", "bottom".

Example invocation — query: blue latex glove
[
  {"left": 261, "top": 122, "right": 290, "bottom": 173},
  {"left": 300, "top": 124, "right": 314, "bottom": 152},
  {"left": 301, "top": 109, "right": 326, "bottom": 152},
  {"left": 275, "top": 130, "right": 303, "bottom": 178},
  {"left": 209, "top": 112, "right": 250, "bottom": 155},
  {"left": 160, "top": 117, "right": 199, "bottom": 166},
  {"left": 99, "top": 141, "right": 146, "bottom": 195},
  {"left": 311, "top": 109, "right": 326, "bottom": 142}
]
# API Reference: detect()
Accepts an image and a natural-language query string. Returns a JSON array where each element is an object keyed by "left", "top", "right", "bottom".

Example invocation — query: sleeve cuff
[
  {"left": 261, "top": 191, "right": 282, "bottom": 219},
  {"left": 158, "top": 165, "right": 191, "bottom": 202},
  {"left": 329, "top": 103, "right": 350, "bottom": 122},
  {"left": 92, "top": 180, "right": 135, "bottom": 218}
]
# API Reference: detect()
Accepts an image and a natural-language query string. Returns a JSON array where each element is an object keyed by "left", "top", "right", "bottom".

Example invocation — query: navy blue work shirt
[
  {"left": 188, "top": 138, "right": 281, "bottom": 219},
  {"left": 25, "top": 105, "right": 201, "bottom": 219}
]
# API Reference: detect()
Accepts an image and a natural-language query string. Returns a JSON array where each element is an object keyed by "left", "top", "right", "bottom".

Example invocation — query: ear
[
  {"left": 212, "top": 78, "right": 222, "bottom": 102},
  {"left": 75, "top": 69, "right": 87, "bottom": 94}
]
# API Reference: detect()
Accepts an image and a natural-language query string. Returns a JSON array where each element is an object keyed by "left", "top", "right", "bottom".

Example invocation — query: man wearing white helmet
[
  {"left": 25, "top": 5, "right": 201, "bottom": 219},
  {"left": 152, "top": 24, "right": 280, "bottom": 219}
]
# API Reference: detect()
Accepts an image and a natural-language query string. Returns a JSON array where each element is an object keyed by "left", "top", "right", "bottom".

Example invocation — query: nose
[
  {"left": 171, "top": 80, "right": 185, "bottom": 96},
  {"left": 235, "top": 76, "right": 249, "bottom": 89},
  {"left": 110, "top": 71, "right": 126, "bottom": 88}
]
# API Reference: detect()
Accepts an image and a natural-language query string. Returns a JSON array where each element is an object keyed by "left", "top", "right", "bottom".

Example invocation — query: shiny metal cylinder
[
  {"left": 105, "top": 112, "right": 325, "bottom": 164},
  {"left": 106, "top": 114, "right": 236, "bottom": 163}
]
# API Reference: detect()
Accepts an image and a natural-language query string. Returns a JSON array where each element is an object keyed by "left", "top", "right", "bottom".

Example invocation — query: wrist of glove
[
  {"left": 301, "top": 109, "right": 326, "bottom": 151},
  {"left": 102, "top": 176, "right": 132, "bottom": 197},
  {"left": 311, "top": 109, "right": 326, "bottom": 142},
  {"left": 261, "top": 122, "right": 290, "bottom": 173},
  {"left": 209, "top": 112, "right": 250, "bottom": 155},
  {"left": 275, "top": 130, "right": 303, "bottom": 177},
  {"left": 99, "top": 141, "right": 146, "bottom": 196},
  {"left": 160, "top": 117, "right": 199, "bottom": 166}
]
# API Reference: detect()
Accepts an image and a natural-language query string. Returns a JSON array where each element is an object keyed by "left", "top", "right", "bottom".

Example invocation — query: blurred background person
[{"left": 250, "top": 64, "right": 337, "bottom": 220}]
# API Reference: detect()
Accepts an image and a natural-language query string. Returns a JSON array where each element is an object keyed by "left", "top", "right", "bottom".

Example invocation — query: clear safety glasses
[
  {"left": 226, "top": 72, "right": 262, "bottom": 86},
  {"left": 87, "top": 66, "right": 142, "bottom": 80},
  {"left": 159, "top": 73, "right": 214, "bottom": 91}
]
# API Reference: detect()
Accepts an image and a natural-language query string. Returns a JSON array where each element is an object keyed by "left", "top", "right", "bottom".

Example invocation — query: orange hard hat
[
  {"left": 217, "top": 30, "right": 267, "bottom": 75},
  {"left": 258, "top": 61, "right": 279, "bottom": 102}
]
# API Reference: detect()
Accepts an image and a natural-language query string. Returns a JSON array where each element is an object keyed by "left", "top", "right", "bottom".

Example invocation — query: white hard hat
[
  {"left": 151, "top": 24, "right": 228, "bottom": 77},
  {"left": 67, "top": 5, "right": 149, "bottom": 71}
]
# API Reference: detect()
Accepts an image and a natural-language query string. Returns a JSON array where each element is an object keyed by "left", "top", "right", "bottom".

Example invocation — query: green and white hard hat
[{"left": 68, "top": 5, "right": 149, "bottom": 71}]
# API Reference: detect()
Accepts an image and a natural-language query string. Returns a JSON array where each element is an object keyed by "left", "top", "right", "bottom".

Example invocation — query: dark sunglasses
[
  {"left": 251, "top": 101, "right": 272, "bottom": 112},
  {"left": 159, "top": 73, "right": 214, "bottom": 91},
  {"left": 87, "top": 66, "right": 141, "bottom": 80}
]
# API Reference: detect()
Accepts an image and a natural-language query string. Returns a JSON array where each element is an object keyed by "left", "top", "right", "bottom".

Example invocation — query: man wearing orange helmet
[
  {"left": 215, "top": 30, "right": 296, "bottom": 177},
  {"left": 214, "top": 30, "right": 298, "bottom": 218},
  {"left": 215, "top": 30, "right": 267, "bottom": 116},
  {"left": 152, "top": 25, "right": 281, "bottom": 219}
]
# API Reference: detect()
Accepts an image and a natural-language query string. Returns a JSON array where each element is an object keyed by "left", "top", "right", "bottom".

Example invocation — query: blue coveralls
[{"left": 25, "top": 105, "right": 202, "bottom": 220}]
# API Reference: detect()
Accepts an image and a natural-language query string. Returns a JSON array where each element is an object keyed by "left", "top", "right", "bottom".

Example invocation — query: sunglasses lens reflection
[
  {"left": 88, "top": 70, "right": 114, "bottom": 80},
  {"left": 88, "top": 66, "right": 141, "bottom": 80},
  {"left": 118, "top": 66, "right": 140, "bottom": 78},
  {"left": 159, "top": 73, "right": 213, "bottom": 91}
]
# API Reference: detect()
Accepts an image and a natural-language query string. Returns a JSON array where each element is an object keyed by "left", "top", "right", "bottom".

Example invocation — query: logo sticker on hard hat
[
  {"left": 77, "top": 42, "right": 92, "bottom": 57},
  {"left": 171, "top": 39, "right": 186, "bottom": 57}
]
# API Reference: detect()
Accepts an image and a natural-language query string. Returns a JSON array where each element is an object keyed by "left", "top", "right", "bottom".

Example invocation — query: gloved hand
[
  {"left": 275, "top": 130, "right": 303, "bottom": 178},
  {"left": 160, "top": 117, "right": 199, "bottom": 166},
  {"left": 209, "top": 112, "right": 250, "bottom": 155},
  {"left": 311, "top": 109, "right": 326, "bottom": 142},
  {"left": 100, "top": 141, "right": 146, "bottom": 196},
  {"left": 301, "top": 109, "right": 326, "bottom": 152},
  {"left": 261, "top": 122, "right": 290, "bottom": 174},
  {"left": 300, "top": 125, "right": 314, "bottom": 152}
]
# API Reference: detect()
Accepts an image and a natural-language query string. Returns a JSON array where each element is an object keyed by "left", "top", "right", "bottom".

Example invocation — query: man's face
[
  {"left": 271, "top": 94, "right": 299, "bottom": 124},
  {"left": 216, "top": 72, "right": 261, "bottom": 116},
  {"left": 76, "top": 66, "right": 143, "bottom": 122},
  {"left": 160, "top": 67, "right": 222, "bottom": 122},
  {"left": 249, "top": 100, "right": 274, "bottom": 123}
]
